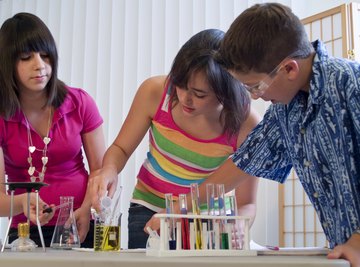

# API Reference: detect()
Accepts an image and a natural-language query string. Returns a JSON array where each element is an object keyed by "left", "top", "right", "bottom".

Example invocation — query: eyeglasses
[
  {"left": 243, "top": 64, "right": 283, "bottom": 96},
  {"left": 243, "top": 51, "right": 302, "bottom": 96}
]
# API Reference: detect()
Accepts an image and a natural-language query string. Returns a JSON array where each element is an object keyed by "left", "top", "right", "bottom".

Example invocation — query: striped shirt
[
  {"left": 233, "top": 40, "right": 360, "bottom": 248},
  {"left": 131, "top": 82, "right": 237, "bottom": 212}
]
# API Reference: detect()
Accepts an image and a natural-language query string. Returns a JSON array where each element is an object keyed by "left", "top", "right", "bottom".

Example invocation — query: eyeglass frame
[{"left": 242, "top": 51, "right": 303, "bottom": 96}]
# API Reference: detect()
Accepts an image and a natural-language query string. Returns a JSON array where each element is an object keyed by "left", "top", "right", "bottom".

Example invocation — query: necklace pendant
[
  {"left": 27, "top": 157, "right": 32, "bottom": 163},
  {"left": 43, "top": 137, "right": 51, "bottom": 145},
  {"left": 30, "top": 176, "right": 37, "bottom": 182},
  {"left": 41, "top": 156, "right": 48, "bottom": 165},
  {"left": 39, "top": 172, "right": 45, "bottom": 182},
  {"left": 29, "top": 146, "right": 36, "bottom": 153},
  {"left": 28, "top": 166, "right": 35, "bottom": 176}
]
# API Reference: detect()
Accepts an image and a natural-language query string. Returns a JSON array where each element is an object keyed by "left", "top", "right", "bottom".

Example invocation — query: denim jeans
[{"left": 128, "top": 203, "right": 156, "bottom": 249}]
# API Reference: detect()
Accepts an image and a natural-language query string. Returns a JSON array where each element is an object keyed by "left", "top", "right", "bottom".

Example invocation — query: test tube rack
[{"left": 146, "top": 213, "right": 257, "bottom": 257}]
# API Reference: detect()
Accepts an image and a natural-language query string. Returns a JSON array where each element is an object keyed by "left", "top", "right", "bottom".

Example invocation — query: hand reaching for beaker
[
  {"left": 88, "top": 168, "right": 118, "bottom": 213},
  {"left": 21, "top": 192, "right": 55, "bottom": 225}
]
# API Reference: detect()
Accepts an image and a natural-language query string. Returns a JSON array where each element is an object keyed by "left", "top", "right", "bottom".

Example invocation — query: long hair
[
  {"left": 168, "top": 29, "right": 250, "bottom": 139},
  {"left": 0, "top": 12, "right": 67, "bottom": 118}
]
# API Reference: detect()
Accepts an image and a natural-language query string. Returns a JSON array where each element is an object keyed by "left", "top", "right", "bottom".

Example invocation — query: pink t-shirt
[{"left": 0, "top": 87, "right": 103, "bottom": 226}]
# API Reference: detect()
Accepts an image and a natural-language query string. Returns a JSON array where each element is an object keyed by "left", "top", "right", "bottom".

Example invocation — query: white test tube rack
[{"left": 146, "top": 213, "right": 257, "bottom": 257}]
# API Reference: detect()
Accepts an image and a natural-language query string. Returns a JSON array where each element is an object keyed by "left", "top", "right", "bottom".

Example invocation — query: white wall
[{"left": 1, "top": 0, "right": 358, "bottom": 249}]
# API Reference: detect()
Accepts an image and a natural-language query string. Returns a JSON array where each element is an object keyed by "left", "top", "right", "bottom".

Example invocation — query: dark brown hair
[
  {"left": 220, "top": 3, "right": 314, "bottom": 73},
  {"left": 168, "top": 29, "right": 250, "bottom": 139},
  {"left": 0, "top": 12, "right": 67, "bottom": 118}
]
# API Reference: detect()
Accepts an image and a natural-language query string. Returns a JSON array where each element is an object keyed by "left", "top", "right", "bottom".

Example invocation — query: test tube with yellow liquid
[{"left": 190, "top": 183, "right": 202, "bottom": 250}]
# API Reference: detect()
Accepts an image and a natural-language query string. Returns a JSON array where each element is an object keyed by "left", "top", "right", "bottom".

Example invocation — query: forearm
[
  {"left": 170, "top": 159, "right": 254, "bottom": 214},
  {"left": 0, "top": 192, "right": 26, "bottom": 217},
  {"left": 189, "top": 159, "right": 251, "bottom": 208},
  {"left": 102, "top": 144, "right": 130, "bottom": 176}
]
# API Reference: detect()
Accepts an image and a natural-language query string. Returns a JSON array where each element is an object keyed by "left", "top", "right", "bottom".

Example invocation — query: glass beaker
[
  {"left": 50, "top": 196, "right": 80, "bottom": 249},
  {"left": 93, "top": 186, "right": 122, "bottom": 251},
  {"left": 93, "top": 212, "right": 121, "bottom": 251}
]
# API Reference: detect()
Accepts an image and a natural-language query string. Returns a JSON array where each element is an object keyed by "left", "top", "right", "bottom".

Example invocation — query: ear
[{"left": 283, "top": 59, "right": 299, "bottom": 81}]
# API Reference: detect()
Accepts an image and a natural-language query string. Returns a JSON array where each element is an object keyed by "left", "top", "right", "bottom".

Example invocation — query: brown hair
[
  {"left": 168, "top": 29, "right": 250, "bottom": 139},
  {"left": 220, "top": 3, "right": 314, "bottom": 73},
  {"left": 0, "top": 12, "right": 67, "bottom": 118}
]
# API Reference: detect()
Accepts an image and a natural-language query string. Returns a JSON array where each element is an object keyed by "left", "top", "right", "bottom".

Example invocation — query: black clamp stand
[{"left": 1, "top": 182, "right": 48, "bottom": 252}]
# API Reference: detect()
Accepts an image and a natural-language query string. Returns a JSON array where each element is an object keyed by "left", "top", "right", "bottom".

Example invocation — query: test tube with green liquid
[
  {"left": 216, "top": 184, "right": 228, "bottom": 249},
  {"left": 206, "top": 183, "right": 215, "bottom": 249}
]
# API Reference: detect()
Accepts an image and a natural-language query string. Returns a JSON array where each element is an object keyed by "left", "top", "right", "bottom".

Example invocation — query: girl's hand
[
  {"left": 21, "top": 193, "right": 55, "bottom": 225},
  {"left": 74, "top": 206, "right": 91, "bottom": 243},
  {"left": 89, "top": 168, "right": 118, "bottom": 213}
]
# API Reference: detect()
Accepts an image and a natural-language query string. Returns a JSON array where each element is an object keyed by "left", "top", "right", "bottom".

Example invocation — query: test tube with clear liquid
[{"left": 165, "top": 193, "right": 176, "bottom": 250}]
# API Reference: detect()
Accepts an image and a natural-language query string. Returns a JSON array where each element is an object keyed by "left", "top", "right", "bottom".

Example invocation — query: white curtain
[{"left": 0, "top": 0, "right": 350, "bottom": 248}]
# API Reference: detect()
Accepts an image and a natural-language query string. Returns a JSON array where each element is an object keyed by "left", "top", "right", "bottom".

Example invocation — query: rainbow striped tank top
[{"left": 131, "top": 81, "right": 238, "bottom": 212}]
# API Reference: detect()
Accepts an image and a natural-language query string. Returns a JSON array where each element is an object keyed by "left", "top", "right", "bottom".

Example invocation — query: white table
[{"left": 0, "top": 249, "right": 349, "bottom": 267}]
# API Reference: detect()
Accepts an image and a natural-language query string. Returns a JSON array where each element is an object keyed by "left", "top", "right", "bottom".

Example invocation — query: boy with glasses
[{"left": 218, "top": 2, "right": 360, "bottom": 266}]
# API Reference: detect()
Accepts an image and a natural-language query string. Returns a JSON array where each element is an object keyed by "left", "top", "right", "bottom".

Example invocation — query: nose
[
  {"left": 32, "top": 53, "right": 46, "bottom": 70},
  {"left": 184, "top": 90, "right": 193, "bottom": 105}
]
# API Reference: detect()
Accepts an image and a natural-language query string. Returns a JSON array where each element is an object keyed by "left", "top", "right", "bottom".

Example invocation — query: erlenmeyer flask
[{"left": 50, "top": 196, "right": 80, "bottom": 249}]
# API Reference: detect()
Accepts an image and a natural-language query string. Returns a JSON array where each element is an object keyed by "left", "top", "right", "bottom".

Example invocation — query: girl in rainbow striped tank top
[{"left": 90, "top": 29, "right": 260, "bottom": 248}]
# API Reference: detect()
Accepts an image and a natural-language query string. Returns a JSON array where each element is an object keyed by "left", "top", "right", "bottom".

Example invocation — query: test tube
[
  {"left": 165, "top": 193, "right": 176, "bottom": 250},
  {"left": 216, "top": 184, "right": 226, "bottom": 216},
  {"left": 206, "top": 183, "right": 215, "bottom": 249},
  {"left": 178, "top": 194, "right": 190, "bottom": 249},
  {"left": 190, "top": 183, "right": 202, "bottom": 250},
  {"left": 216, "top": 184, "right": 228, "bottom": 249}
]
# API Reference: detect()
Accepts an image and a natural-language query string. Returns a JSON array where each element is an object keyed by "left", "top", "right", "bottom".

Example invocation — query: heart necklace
[{"left": 23, "top": 107, "right": 53, "bottom": 182}]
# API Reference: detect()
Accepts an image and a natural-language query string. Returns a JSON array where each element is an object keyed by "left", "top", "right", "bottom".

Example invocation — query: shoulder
[
  {"left": 65, "top": 86, "right": 94, "bottom": 100},
  {"left": 135, "top": 75, "right": 167, "bottom": 109},
  {"left": 57, "top": 86, "right": 100, "bottom": 117},
  {"left": 63, "top": 86, "right": 97, "bottom": 108},
  {"left": 138, "top": 75, "right": 167, "bottom": 96}
]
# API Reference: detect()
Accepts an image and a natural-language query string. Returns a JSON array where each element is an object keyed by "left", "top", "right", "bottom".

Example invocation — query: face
[
  {"left": 16, "top": 51, "right": 52, "bottom": 93},
  {"left": 232, "top": 64, "right": 298, "bottom": 105},
  {"left": 175, "top": 71, "right": 222, "bottom": 117}
]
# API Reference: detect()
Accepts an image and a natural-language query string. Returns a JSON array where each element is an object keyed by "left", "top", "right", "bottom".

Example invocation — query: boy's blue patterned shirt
[{"left": 233, "top": 40, "right": 360, "bottom": 248}]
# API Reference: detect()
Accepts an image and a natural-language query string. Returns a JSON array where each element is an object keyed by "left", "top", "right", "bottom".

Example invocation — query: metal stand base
[{"left": 1, "top": 182, "right": 48, "bottom": 252}]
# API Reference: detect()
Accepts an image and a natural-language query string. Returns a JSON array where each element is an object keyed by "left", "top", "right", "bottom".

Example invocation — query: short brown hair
[{"left": 220, "top": 3, "right": 313, "bottom": 73}]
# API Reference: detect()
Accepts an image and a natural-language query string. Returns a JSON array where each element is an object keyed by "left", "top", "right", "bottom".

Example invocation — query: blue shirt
[{"left": 233, "top": 40, "right": 360, "bottom": 248}]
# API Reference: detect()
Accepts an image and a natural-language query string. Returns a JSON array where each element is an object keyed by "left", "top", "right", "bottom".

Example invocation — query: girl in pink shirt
[{"left": 0, "top": 13, "right": 106, "bottom": 247}]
